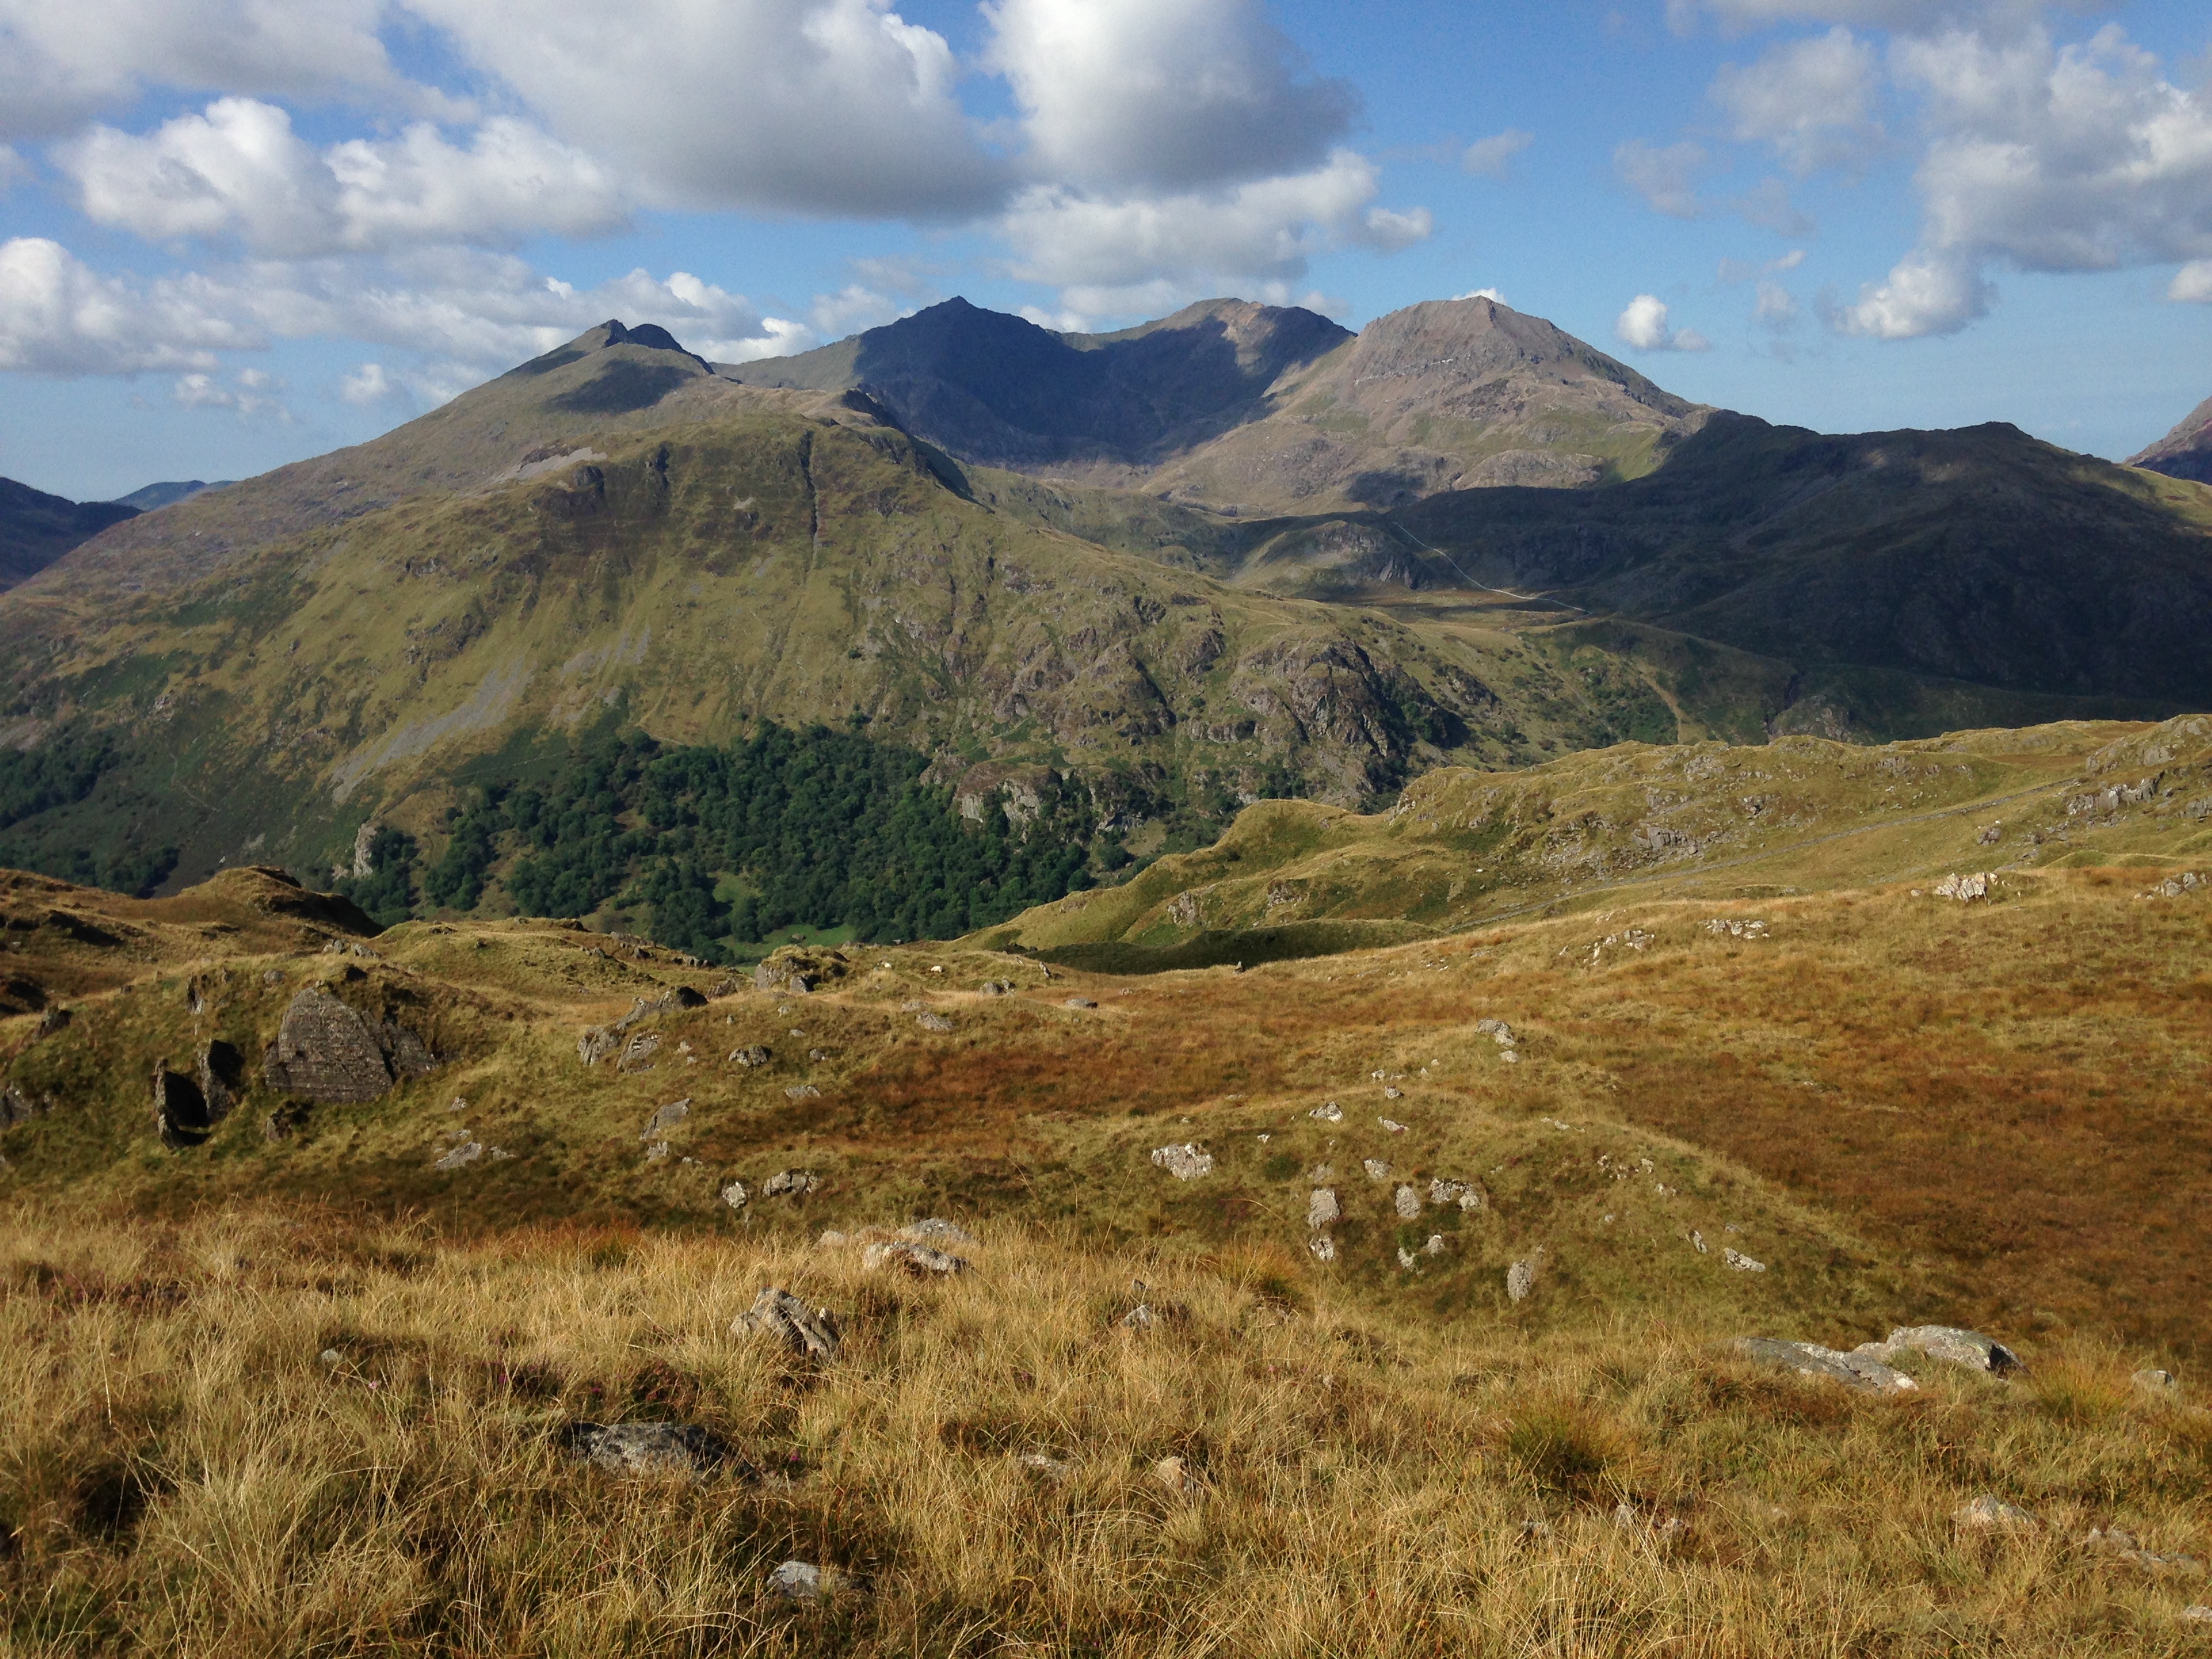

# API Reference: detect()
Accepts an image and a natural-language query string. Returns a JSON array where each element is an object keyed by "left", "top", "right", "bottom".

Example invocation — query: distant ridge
[
  {"left": 112, "top": 480, "right": 237, "bottom": 511},
  {"left": 0, "top": 476, "right": 138, "bottom": 592},
  {"left": 2128, "top": 394, "right": 2212, "bottom": 485}
]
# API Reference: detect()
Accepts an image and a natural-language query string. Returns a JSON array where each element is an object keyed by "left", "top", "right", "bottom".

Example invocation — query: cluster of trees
[
  {"left": 0, "top": 723, "right": 180, "bottom": 898},
  {"left": 381, "top": 722, "right": 1098, "bottom": 958}
]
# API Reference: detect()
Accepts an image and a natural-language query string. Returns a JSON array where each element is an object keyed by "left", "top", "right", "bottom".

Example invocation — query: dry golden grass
[{"left": 5, "top": 1207, "right": 2211, "bottom": 1658}]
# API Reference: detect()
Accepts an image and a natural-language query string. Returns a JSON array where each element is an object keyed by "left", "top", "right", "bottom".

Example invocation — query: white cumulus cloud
[
  {"left": 984, "top": 0, "right": 1357, "bottom": 192},
  {"left": 60, "top": 98, "right": 628, "bottom": 257},
  {"left": 2174, "top": 260, "right": 2212, "bottom": 303},
  {"left": 1462, "top": 128, "right": 1534, "bottom": 178},
  {"left": 1615, "top": 293, "right": 1711, "bottom": 351},
  {"left": 0, "top": 235, "right": 259, "bottom": 373},
  {"left": 1711, "top": 26, "right": 1883, "bottom": 174}
]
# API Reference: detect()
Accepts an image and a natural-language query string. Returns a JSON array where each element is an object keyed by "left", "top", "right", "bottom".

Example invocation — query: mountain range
[{"left": 0, "top": 293, "right": 2207, "bottom": 920}]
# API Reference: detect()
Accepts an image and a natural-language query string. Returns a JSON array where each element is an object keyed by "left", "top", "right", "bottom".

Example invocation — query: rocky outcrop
[
  {"left": 262, "top": 986, "right": 435, "bottom": 1104},
  {"left": 1733, "top": 1338, "right": 1916, "bottom": 1394},
  {"left": 754, "top": 948, "right": 851, "bottom": 995},
  {"left": 153, "top": 1069, "right": 211, "bottom": 1149},
  {"left": 560, "top": 1421, "right": 754, "bottom": 1479},
  {"left": 732, "top": 1288, "right": 840, "bottom": 1360}
]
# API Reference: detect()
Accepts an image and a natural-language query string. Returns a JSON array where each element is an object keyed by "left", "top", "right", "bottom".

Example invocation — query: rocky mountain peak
[{"left": 2127, "top": 394, "right": 2212, "bottom": 485}]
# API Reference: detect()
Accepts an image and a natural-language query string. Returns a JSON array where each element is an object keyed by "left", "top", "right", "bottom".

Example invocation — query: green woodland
[{"left": 327, "top": 724, "right": 1098, "bottom": 959}]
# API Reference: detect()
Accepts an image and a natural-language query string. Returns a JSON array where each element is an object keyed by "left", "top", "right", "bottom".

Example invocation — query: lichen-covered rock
[
  {"left": 615, "top": 1032, "right": 661, "bottom": 1073},
  {"left": 1507, "top": 1257, "right": 1539, "bottom": 1303},
  {"left": 1149, "top": 1143, "right": 1213, "bottom": 1180},
  {"left": 1309, "top": 1101, "right": 1343, "bottom": 1122},
  {"left": 1429, "top": 1177, "right": 1485, "bottom": 1211},
  {"left": 1393, "top": 1184, "right": 1421, "bottom": 1219},
  {"left": 561, "top": 1421, "right": 754, "bottom": 1479},
  {"left": 901, "top": 1218, "right": 977, "bottom": 1246},
  {"left": 1307, "top": 1188, "right": 1339, "bottom": 1228},
  {"left": 1955, "top": 1494, "right": 2038, "bottom": 1534},
  {"left": 1734, "top": 1338, "right": 1917, "bottom": 1394},
  {"left": 577, "top": 1027, "right": 617, "bottom": 1066},
  {"left": 916, "top": 1011, "right": 954, "bottom": 1032},
  {"left": 263, "top": 987, "right": 433, "bottom": 1104},
  {"left": 763, "top": 1168, "right": 820, "bottom": 1197},
  {"left": 864, "top": 1238, "right": 968, "bottom": 1275},
  {"left": 1309, "top": 1235, "right": 1337, "bottom": 1262},
  {"left": 729, "top": 1044, "right": 771, "bottom": 1067},
  {"left": 754, "top": 948, "right": 850, "bottom": 996},
  {"left": 640, "top": 1098, "right": 691, "bottom": 1141},
  {"left": 732, "top": 1287, "right": 840, "bottom": 1360},
  {"left": 1880, "top": 1324, "right": 2024, "bottom": 1376},
  {"left": 1723, "top": 1248, "right": 1767, "bottom": 1273}
]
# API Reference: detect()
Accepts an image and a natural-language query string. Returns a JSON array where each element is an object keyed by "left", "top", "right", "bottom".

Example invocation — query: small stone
[
  {"left": 1397, "top": 1248, "right": 1418, "bottom": 1269},
  {"left": 733, "top": 1288, "right": 840, "bottom": 1361},
  {"left": 1149, "top": 1143, "right": 1214, "bottom": 1181},
  {"left": 1423, "top": 1235, "right": 1446, "bottom": 1256},
  {"left": 769, "top": 1560, "right": 822, "bottom": 1602},
  {"left": 1734, "top": 1338, "right": 1916, "bottom": 1394},
  {"left": 2184, "top": 1605, "right": 2212, "bottom": 1623},
  {"left": 640, "top": 1097, "right": 691, "bottom": 1141},
  {"left": 1017, "top": 1452, "right": 1071, "bottom": 1483},
  {"left": 1507, "top": 1258, "right": 1538, "bottom": 1303},
  {"left": 762, "top": 1169, "right": 821, "bottom": 1197},
  {"left": 1064, "top": 996, "right": 1097, "bottom": 1009},
  {"left": 1122, "top": 1303, "right": 1156, "bottom": 1329},
  {"left": 1362, "top": 1158, "right": 1391, "bottom": 1181},
  {"left": 784, "top": 1084, "right": 821, "bottom": 1100},
  {"left": 447, "top": 1096, "right": 467, "bottom": 1113},
  {"left": 1723, "top": 1248, "right": 1767, "bottom": 1273},
  {"left": 817, "top": 1230, "right": 849, "bottom": 1247},
  {"left": 916, "top": 1011, "right": 954, "bottom": 1032},
  {"left": 319, "top": 1349, "right": 342, "bottom": 1367},
  {"left": 1393, "top": 1184, "right": 1421, "bottom": 1220},
  {"left": 2134, "top": 1368, "right": 2181, "bottom": 1394},
  {"left": 1309, "top": 1101, "right": 1343, "bottom": 1122},
  {"left": 1306, "top": 1188, "right": 1339, "bottom": 1229},
  {"left": 644, "top": 1141, "right": 670, "bottom": 1163},
  {"left": 1378, "top": 1116, "right": 1406, "bottom": 1132},
  {"left": 435, "top": 1140, "right": 483, "bottom": 1170},
  {"left": 730, "top": 1044, "right": 772, "bottom": 1067},
  {"left": 1499, "top": 1050, "right": 1519, "bottom": 1064},
  {"left": 721, "top": 1180, "right": 749, "bottom": 1210},
  {"left": 1954, "top": 1494, "right": 2039, "bottom": 1534},
  {"left": 562, "top": 1422, "right": 751, "bottom": 1479},
  {"left": 1309, "top": 1235, "right": 1336, "bottom": 1263},
  {"left": 1153, "top": 1456, "right": 1197, "bottom": 1494},
  {"left": 1382, "top": 1086, "right": 1404, "bottom": 1101},
  {"left": 1690, "top": 1230, "right": 1708, "bottom": 1254},
  {"left": 863, "top": 1239, "right": 968, "bottom": 1276}
]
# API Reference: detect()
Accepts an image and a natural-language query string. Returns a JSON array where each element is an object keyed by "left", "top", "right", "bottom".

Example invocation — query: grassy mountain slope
[{"left": 0, "top": 478, "right": 138, "bottom": 592}]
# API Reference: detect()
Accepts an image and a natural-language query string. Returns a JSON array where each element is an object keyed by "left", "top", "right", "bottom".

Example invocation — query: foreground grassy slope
[
  {"left": 7, "top": 1209, "right": 2209, "bottom": 1658},
  {"left": 986, "top": 714, "right": 2212, "bottom": 951}
]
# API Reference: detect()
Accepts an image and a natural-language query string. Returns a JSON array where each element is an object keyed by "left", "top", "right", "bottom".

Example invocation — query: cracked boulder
[{"left": 262, "top": 986, "right": 436, "bottom": 1104}]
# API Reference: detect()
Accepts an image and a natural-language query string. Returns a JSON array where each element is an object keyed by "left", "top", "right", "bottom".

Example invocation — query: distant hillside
[
  {"left": 0, "top": 478, "right": 137, "bottom": 592},
  {"left": 2129, "top": 393, "right": 2212, "bottom": 485}
]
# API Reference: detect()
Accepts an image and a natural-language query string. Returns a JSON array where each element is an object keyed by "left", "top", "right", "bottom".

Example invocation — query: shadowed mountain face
[
  {"left": 2129, "top": 394, "right": 2212, "bottom": 485},
  {"left": 0, "top": 478, "right": 138, "bottom": 592},
  {"left": 734, "top": 296, "right": 1355, "bottom": 469},
  {"left": 112, "top": 480, "right": 237, "bottom": 512}
]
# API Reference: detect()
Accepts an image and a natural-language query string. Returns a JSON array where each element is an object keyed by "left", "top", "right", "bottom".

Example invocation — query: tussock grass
[{"left": 4, "top": 1208, "right": 2209, "bottom": 1656}]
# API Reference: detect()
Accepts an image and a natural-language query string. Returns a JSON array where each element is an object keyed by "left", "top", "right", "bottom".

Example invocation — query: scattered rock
[
  {"left": 1393, "top": 1184, "right": 1422, "bottom": 1220},
  {"left": 1308, "top": 1235, "right": 1336, "bottom": 1263},
  {"left": 37, "top": 1006, "right": 70, "bottom": 1036},
  {"left": 1153, "top": 1456, "right": 1197, "bottom": 1495},
  {"left": 263, "top": 987, "right": 434, "bottom": 1103},
  {"left": 1309, "top": 1101, "right": 1343, "bottom": 1122},
  {"left": 1362, "top": 1158, "right": 1391, "bottom": 1181},
  {"left": 901, "top": 1218, "right": 977, "bottom": 1246},
  {"left": 1382, "top": 1086, "right": 1404, "bottom": 1101},
  {"left": 1723, "top": 1248, "right": 1767, "bottom": 1273},
  {"left": 2184, "top": 1605, "right": 2212, "bottom": 1623},
  {"left": 2145, "top": 872, "right": 2205, "bottom": 899},
  {"left": 1734, "top": 1338, "right": 1917, "bottom": 1394},
  {"left": 1149, "top": 1143, "right": 1214, "bottom": 1181},
  {"left": 916, "top": 1011, "right": 954, "bottom": 1032},
  {"left": 2081, "top": 1525, "right": 2207, "bottom": 1576},
  {"left": 2133, "top": 1368, "right": 2181, "bottom": 1395},
  {"left": 435, "top": 1139, "right": 483, "bottom": 1170},
  {"left": 1954, "top": 1494, "right": 2039, "bottom": 1534},
  {"left": 197, "top": 1040, "right": 243, "bottom": 1124},
  {"left": 720, "top": 1179, "right": 748, "bottom": 1210},
  {"left": 1423, "top": 1235, "right": 1446, "bottom": 1256},
  {"left": 1429, "top": 1178, "right": 1485, "bottom": 1211},
  {"left": 1690, "top": 1230, "right": 1708, "bottom": 1254},
  {"left": 769, "top": 1560, "right": 823, "bottom": 1603},
  {"left": 1017, "top": 1452, "right": 1072, "bottom": 1483},
  {"left": 1378, "top": 1116, "right": 1406, "bottom": 1132},
  {"left": 980, "top": 980, "right": 1014, "bottom": 996},
  {"left": 616, "top": 1032, "right": 663, "bottom": 1073},
  {"left": 1122, "top": 1303, "right": 1156, "bottom": 1330},
  {"left": 1475, "top": 1018, "right": 1515, "bottom": 1044},
  {"left": 0, "top": 1085, "right": 47, "bottom": 1127},
  {"left": 1397, "top": 1247, "right": 1420, "bottom": 1270},
  {"left": 729, "top": 1044, "right": 772, "bottom": 1068},
  {"left": 577, "top": 1028, "right": 617, "bottom": 1066},
  {"left": 613, "top": 988, "right": 708, "bottom": 1031},
  {"left": 864, "top": 1239, "right": 968, "bottom": 1276},
  {"left": 562, "top": 1421, "right": 752, "bottom": 1479},
  {"left": 754, "top": 949, "right": 849, "bottom": 995},
  {"left": 261, "top": 1103, "right": 308, "bottom": 1142},
  {"left": 762, "top": 1169, "right": 820, "bottom": 1197},
  {"left": 1881, "top": 1325, "right": 2024, "bottom": 1376},
  {"left": 640, "top": 1098, "right": 691, "bottom": 1141},
  {"left": 1702, "top": 918, "right": 1769, "bottom": 939},
  {"left": 1064, "top": 996, "right": 1097, "bottom": 1010},
  {"left": 1307, "top": 1188, "right": 1340, "bottom": 1228},
  {"left": 1507, "top": 1254, "right": 1541, "bottom": 1303},
  {"left": 732, "top": 1288, "right": 840, "bottom": 1361},
  {"left": 1932, "top": 872, "right": 1992, "bottom": 902},
  {"left": 784, "top": 1084, "right": 821, "bottom": 1100}
]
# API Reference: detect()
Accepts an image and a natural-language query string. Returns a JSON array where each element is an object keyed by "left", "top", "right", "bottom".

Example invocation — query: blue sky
[{"left": 2, "top": 0, "right": 2208, "bottom": 499}]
